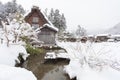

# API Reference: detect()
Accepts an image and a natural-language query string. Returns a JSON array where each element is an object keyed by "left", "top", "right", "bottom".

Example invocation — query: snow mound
[
  {"left": 0, "top": 65, "right": 37, "bottom": 80},
  {"left": 0, "top": 44, "right": 28, "bottom": 66}
]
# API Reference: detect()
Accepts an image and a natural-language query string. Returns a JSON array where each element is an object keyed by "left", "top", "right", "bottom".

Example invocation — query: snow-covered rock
[
  {"left": 44, "top": 52, "right": 69, "bottom": 59},
  {"left": 44, "top": 52, "right": 56, "bottom": 59}
]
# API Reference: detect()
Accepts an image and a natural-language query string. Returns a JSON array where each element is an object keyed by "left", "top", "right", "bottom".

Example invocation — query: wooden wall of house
[
  {"left": 37, "top": 27, "right": 56, "bottom": 45},
  {"left": 25, "top": 9, "right": 48, "bottom": 27}
]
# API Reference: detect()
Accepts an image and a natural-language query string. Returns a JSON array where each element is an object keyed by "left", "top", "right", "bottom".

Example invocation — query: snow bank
[
  {"left": 0, "top": 44, "right": 28, "bottom": 66},
  {"left": 64, "top": 59, "right": 82, "bottom": 79},
  {"left": 0, "top": 64, "right": 37, "bottom": 80},
  {"left": 57, "top": 42, "right": 120, "bottom": 65},
  {"left": 0, "top": 44, "right": 37, "bottom": 80},
  {"left": 57, "top": 42, "right": 120, "bottom": 80},
  {"left": 87, "top": 42, "right": 120, "bottom": 62},
  {"left": 65, "top": 60, "right": 120, "bottom": 80},
  {"left": 0, "top": 17, "right": 37, "bottom": 80}
]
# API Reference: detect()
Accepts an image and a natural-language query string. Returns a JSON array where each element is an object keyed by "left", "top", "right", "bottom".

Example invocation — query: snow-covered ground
[
  {"left": 0, "top": 44, "right": 28, "bottom": 66},
  {"left": 0, "top": 18, "right": 37, "bottom": 80},
  {"left": 0, "top": 43, "right": 37, "bottom": 80},
  {"left": 57, "top": 41, "right": 120, "bottom": 80},
  {"left": 0, "top": 64, "right": 37, "bottom": 80}
]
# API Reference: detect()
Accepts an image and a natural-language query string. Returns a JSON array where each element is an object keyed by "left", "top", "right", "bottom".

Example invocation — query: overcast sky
[{"left": 1, "top": 0, "right": 120, "bottom": 34}]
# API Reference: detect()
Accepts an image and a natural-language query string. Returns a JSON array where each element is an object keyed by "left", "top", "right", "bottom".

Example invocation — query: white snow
[
  {"left": 44, "top": 52, "right": 56, "bottom": 59},
  {"left": 0, "top": 44, "right": 28, "bottom": 66},
  {"left": 0, "top": 64, "right": 37, "bottom": 80},
  {"left": 0, "top": 43, "right": 37, "bottom": 80},
  {"left": 42, "top": 23, "right": 58, "bottom": 32},
  {"left": 57, "top": 41, "right": 120, "bottom": 80},
  {"left": 95, "top": 34, "right": 110, "bottom": 36},
  {"left": 65, "top": 61, "right": 120, "bottom": 80},
  {"left": 57, "top": 53, "right": 69, "bottom": 59},
  {"left": 45, "top": 52, "right": 69, "bottom": 59},
  {"left": 41, "top": 10, "right": 58, "bottom": 32},
  {"left": 0, "top": 20, "right": 37, "bottom": 80}
]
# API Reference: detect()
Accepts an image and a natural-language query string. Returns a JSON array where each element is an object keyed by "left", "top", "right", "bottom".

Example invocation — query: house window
[{"left": 32, "top": 17, "right": 39, "bottom": 23}]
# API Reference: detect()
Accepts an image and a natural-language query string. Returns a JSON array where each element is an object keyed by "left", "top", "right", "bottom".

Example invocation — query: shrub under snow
[{"left": 57, "top": 42, "right": 120, "bottom": 80}]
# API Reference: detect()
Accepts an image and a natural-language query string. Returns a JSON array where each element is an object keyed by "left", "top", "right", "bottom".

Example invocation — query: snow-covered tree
[
  {"left": 0, "top": 0, "right": 25, "bottom": 20},
  {"left": 0, "top": 13, "right": 40, "bottom": 47},
  {"left": 75, "top": 25, "right": 87, "bottom": 38},
  {"left": 5, "top": 0, "right": 17, "bottom": 14},
  {"left": 0, "top": 2, "right": 6, "bottom": 19},
  {"left": 48, "top": 9, "right": 67, "bottom": 35}
]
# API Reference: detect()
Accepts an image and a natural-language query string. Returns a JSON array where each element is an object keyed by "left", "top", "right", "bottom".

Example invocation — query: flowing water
[{"left": 23, "top": 53, "right": 70, "bottom": 80}]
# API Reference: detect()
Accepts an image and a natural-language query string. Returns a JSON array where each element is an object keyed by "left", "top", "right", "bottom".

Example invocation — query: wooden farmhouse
[{"left": 25, "top": 6, "right": 58, "bottom": 46}]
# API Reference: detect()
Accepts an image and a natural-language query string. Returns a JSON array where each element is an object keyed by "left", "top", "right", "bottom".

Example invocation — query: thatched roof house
[{"left": 25, "top": 6, "right": 58, "bottom": 46}]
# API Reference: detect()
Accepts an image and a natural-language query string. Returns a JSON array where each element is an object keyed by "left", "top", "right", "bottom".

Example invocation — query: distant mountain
[{"left": 107, "top": 23, "right": 120, "bottom": 34}]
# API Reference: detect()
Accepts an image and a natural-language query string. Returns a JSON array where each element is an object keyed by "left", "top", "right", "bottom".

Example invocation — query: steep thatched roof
[{"left": 24, "top": 6, "right": 58, "bottom": 32}]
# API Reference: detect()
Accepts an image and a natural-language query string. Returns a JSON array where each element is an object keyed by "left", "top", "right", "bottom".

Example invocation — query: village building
[
  {"left": 25, "top": 6, "right": 58, "bottom": 46},
  {"left": 95, "top": 34, "right": 110, "bottom": 42},
  {"left": 110, "top": 35, "right": 120, "bottom": 42},
  {"left": 87, "top": 35, "right": 95, "bottom": 42}
]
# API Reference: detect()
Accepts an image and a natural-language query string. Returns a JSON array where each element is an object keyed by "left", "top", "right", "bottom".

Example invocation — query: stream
[{"left": 23, "top": 53, "right": 70, "bottom": 80}]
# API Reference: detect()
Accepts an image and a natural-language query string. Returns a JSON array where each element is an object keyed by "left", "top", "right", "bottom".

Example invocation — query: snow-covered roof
[
  {"left": 96, "top": 34, "right": 110, "bottom": 36},
  {"left": 24, "top": 6, "right": 58, "bottom": 32},
  {"left": 41, "top": 10, "right": 58, "bottom": 32},
  {"left": 40, "top": 23, "right": 58, "bottom": 32},
  {"left": 87, "top": 35, "right": 95, "bottom": 37},
  {"left": 111, "top": 34, "right": 120, "bottom": 37}
]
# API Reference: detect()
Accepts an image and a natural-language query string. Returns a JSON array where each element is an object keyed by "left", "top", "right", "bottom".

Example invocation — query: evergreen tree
[
  {"left": 44, "top": 8, "right": 48, "bottom": 16},
  {"left": 0, "top": 2, "right": 6, "bottom": 19},
  {"left": 48, "top": 9, "right": 67, "bottom": 35},
  {"left": 60, "top": 14, "right": 67, "bottom": 31},
  {"left": 53, "top": 9, "right": 61, "bottom": 29},
  {"left": 48, "top": 8, "right": 54, "bottom": 23},
  {"left": 5, "top": 0, "right": 17, "bottom": 14},
  {"left": 0, "top": 0, "right": 25, "bottom": 20}
]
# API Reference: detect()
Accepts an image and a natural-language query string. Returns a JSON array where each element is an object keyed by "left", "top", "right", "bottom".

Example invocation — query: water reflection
[
  {"left": 42, "top": 66, "right": 69, "bottom": 80},
  {"left": 23, "top": 53, "right": 70, "bottom": 80}
]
